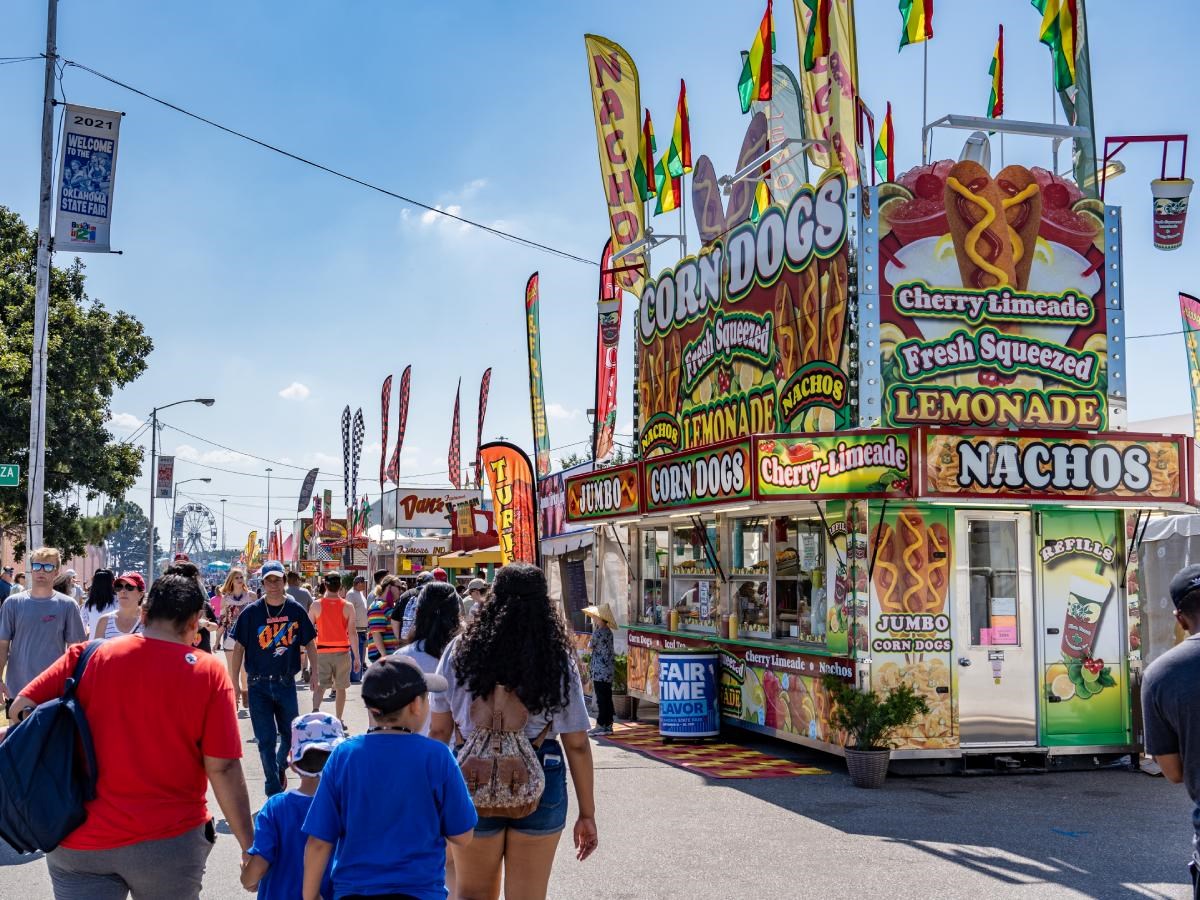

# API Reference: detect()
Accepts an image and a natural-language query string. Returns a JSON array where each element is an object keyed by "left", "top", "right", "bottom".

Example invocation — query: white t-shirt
[
  {"left": 346, "top": 590, "right": 369, "bottom": 631},
  {"left": 393, "top": 639, "right": 442, "bottom": 737},
  {"left": 431, "top": 636, "right": 590, "bottom": 742},
  {"left": 81, "top": 600, "right": 118, "bottom": 636}
]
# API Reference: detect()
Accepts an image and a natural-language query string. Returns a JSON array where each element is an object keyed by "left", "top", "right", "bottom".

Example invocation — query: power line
[
  {"left": 160, "top": 422, "right": 338, "bottom": 475},
  {"left": 62, "top": 58, "right": 597, "bottom": 268}
]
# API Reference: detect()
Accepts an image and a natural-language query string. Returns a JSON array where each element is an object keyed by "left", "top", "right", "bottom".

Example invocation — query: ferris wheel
[{"left": 176, "top": 502, "right": 219, "bottom": 556}]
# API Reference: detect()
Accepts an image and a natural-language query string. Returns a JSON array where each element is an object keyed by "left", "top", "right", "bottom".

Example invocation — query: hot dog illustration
[
  {"left": 943, "top": 160, "right": 1016, "bottom": 289},
  {"left": 996, "top": 165, "right": 1043, "bottom": 292}
]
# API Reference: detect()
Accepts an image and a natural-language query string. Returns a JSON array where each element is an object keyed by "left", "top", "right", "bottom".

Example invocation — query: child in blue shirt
[
  {"left": 243, "top": 712, "right": 345, "bottom": 899},
  {"left": 302, "top": 656, "right": 477, "bottom": 900}
]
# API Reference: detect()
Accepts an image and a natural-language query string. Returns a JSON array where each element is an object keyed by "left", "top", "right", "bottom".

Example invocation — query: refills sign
[
  {"left": 924, "top": 431, "right": 1187, "bottom": 502},
  {"left": 643, "top": 439, "right": 753, "bottom": 513}
]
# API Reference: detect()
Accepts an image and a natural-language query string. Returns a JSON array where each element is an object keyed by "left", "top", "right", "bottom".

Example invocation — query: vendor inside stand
[
  {"left": 670, "top": 519, "right": 720, "bottom": 634},
  {"left": 728, "top": 509, "right": 828, "bottom": 646}
]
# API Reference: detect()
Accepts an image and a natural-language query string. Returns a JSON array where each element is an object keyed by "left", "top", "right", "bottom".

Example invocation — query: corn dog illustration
[
  {"left": 872, "top": 509, "right": 951, "bottom": 615},
  {"left": 665, "top": 331, "right": 682, "bottom": 415},
  {"left": 944, "top": 160, "right": 1016, "bottom": 289},
  {"left": 996, "top": 165, "right": 1043, "bottom": 292},
  {"left": 773, "top": 282, "right": 801, "bottom": 377},
  {"left": 820, "top": 253, "right": 849, "bottom": 364}
]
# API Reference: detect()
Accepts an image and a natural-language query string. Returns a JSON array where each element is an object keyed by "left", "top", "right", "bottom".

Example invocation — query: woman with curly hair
[{"left": 430, "top": 562, "right": 597, "bottom": 900}]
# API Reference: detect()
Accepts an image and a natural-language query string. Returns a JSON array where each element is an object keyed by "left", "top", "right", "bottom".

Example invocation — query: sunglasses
[
  {"left": 30, "top": 562, "right": 58, "bottom": 572},
  {"left": 115, "top": 582, "right": 137, "bottom": 591}
]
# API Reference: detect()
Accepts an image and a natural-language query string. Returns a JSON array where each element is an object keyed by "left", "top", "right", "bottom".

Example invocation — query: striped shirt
[{"left": 366, "top": 600, "right": 398, "bottom": 662}]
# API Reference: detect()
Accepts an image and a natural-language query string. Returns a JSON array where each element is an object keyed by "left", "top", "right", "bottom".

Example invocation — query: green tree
[
  {"left": 103, "top": 500, "right": 161, "bottom": 575},
  {"left": 0, "top": 207, "right": 153, "bottom": 557}
]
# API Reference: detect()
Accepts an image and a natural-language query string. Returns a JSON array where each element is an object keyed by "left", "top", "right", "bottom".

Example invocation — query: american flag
[
  {"left": 314, "top": 544, "right": 334, "bottom": 562},
  {"left": 310, "top": 497, "right": 326, "bottom": 559}
]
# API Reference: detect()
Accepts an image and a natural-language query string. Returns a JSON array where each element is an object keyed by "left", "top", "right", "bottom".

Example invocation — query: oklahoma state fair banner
[
  {"left": 480, "top": 441, "right": 538, "bottom": 565},
  {"left": 1181, "top": 292, "right": 1200, "bottom": 442},
  {"left": 525, "top": 274, "right": 552, "bottom": 477},
  {"left": 55, "top": 104, "right": 122, "bottom": 253},
  {"left": 584, "top": 34, "right": 646, "bottom": 296}
]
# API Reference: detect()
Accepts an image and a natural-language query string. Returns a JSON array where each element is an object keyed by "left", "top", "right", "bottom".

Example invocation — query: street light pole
[
  {"left": 220, "top": 499, "right": 226, "bottom": 551},
  {"left": 25, "top": 0, "right": 58, "bottom": 553},
  {"left": 265, "top": 468, "right": 273, "bottom": 560},
  {"left": 147, "top": 398, "right": 214, "bottom": 583}
]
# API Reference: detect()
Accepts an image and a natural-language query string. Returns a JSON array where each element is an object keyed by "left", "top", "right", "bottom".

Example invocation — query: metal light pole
[
  {"left": 220, "top": 499, "right": 226, "bottom": 551},
  {"left": 26, "top": 0, "right": 58, "bottom": 553},
  {"left": 265, "top": 468, "right": 273, "bottom": 558},
  {"left": 171, "top": 477, "right": 211, "bottom": 554},
  {"left": 147, "top": 398, "right": 214, "bottom": 583}
]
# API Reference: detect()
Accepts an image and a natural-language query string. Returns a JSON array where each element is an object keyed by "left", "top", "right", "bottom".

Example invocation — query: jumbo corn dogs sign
[
  {"left": 878, "top": 160, "right": 1111, "bottom": 431},
  {"left": 638, "top": 169, "right": 852, "bottom": 458}
]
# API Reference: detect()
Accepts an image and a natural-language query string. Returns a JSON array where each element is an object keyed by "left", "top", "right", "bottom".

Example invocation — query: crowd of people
[{"left": 0, "top": 549, "right": 601, "bottom": 899}]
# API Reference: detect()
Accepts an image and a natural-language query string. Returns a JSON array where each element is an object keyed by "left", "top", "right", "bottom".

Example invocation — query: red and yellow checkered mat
[{"left": 601, "top": 723, "right": 828, "bottom": 779}]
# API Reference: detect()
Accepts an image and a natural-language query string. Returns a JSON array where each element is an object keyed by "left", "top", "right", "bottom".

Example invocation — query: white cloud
[
  {"left": 546, "top": 403, "right": 581, "bottom": 421},
  {"left": 108, "top": 412, "right": 142, "bottom": 433},
  {"left": 278, "top": 382, "right": 311, "bottom": 400},
  {"left": 460, "top": 178, "right": 488, "bottom": 199},
  {"left": 173, "top": 443, "right": 256, "bottom": 468}
]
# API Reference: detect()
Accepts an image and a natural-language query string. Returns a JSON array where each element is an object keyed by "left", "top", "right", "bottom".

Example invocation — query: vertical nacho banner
[
  {"left": 1180, "top": 292, "right": 1200, "bottom": 442},
  {"left": 792, "top": 0, "right": 860, "bottom": 186},
  {"left": 525, "top": 274, "right": 552, "bottom": 477},
  {"left": 54, "top": 104, "right": 122, "bottom": 253},
  {"left": 584, "top": 34, "right": 646, "bottom": 296},
  {"left": 479, "top": 441, "right": 539, "bottom": 566},
  {"left": 594, "top": 240, "right": 622, "bottom": 463}
]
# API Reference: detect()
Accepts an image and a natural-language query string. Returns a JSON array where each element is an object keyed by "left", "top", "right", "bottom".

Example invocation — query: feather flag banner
[
  {"left": 296, "top": 467, "right": 319, "bottom": 514},
  {"left": 386, "top": 366, "right": 411, "bottom": 483},
  {"left": 379, "top": 374, "right": 393, "bottom": 486},
  {"left": 340, "top": 406, "right": 351, "bottom": 508},
  {"left": 350, "top": 408, "right": 365, "bottom": 513},
  {"left": 448, "top": 378, "right": 463, "bottom": 489},
  {"left": 475, "top": 367, "right": 493, "bottom": 486}
]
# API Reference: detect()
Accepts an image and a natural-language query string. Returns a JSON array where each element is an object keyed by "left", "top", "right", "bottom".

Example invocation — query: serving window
[
  {"left": 726, "top": 513, "right": 829, "bottom": 646},
  {"left": 671, "top": 521, "right": 720, "bottom": 634},
  {"left": 637, "top": 527, "right": 669, "bottom": 626}
]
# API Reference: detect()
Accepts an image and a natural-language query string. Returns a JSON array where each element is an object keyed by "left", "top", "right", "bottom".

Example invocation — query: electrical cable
[{"left": 62, "top": 58, "right": 597, "bottom": 268}]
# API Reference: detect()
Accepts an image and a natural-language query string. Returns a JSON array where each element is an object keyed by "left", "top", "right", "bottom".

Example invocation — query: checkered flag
[
  {"left": 314, "top": 543, "right": 334, "bottom": 562},
  {"left": 341, "top": 405, "right": 351, "bottom": 508},
  {"left": 350, "top": 408, "right": 365, "bottom": 510}
]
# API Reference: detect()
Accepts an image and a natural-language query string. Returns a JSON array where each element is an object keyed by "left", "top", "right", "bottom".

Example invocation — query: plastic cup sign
[
  {"left": 658, "top": 651, "right": 720, "bottom": 738},
  {"left": 1151, "top": 177, "right": 1193, "bottom": 250}
]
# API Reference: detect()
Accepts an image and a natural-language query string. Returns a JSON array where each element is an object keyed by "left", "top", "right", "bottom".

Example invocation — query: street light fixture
[
  {"left": 171, "top": 477, "right": 211, "bottom": 555},
  {"left": 148, "top": 398, "right": 215, "bottom": 583},
  {"left": 265, "top": 468, "right": 273, "bottom": 561}
]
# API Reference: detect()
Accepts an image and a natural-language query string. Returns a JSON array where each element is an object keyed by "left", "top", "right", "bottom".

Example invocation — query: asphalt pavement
[{"left": 0, "top": 681, "right": 1192, "bottom": 899}]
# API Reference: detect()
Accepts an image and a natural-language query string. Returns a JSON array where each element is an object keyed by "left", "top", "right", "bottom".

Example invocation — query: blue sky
[{"left": 1, "top": 1, "right": 1196, "bottom": 549}]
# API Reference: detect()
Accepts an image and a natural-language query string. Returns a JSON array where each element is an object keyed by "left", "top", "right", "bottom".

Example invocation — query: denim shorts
[{"left": 474, "top": 739, "right": 567, "bottom": 837}]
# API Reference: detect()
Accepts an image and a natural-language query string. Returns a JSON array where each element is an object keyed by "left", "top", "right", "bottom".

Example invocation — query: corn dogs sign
[
  {"left": 638, "top": 169, "right": 852, "bottom": 458},
  {"left": 643, "top": 439, "right": 753, "bottom": 513},
  {"left": 877, "top": 160, "right": 1112, "bottom": 431}
]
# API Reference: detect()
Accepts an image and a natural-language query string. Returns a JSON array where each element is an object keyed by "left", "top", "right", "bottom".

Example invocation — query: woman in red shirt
[{"left": 11, "top": 563, "right": 254, "bottom": 899}]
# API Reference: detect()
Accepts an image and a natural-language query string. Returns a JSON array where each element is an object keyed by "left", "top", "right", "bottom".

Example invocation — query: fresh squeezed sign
[
  {"left": 755, "top": 432, "right": 913, "bottom": 499},
  {"left": 638, "top": 170, "right": 852, "bottom": 457},
  {"left": 565, "top": 463, "right": 639, "bottom": 522},
  {"left": 924, "top": 431, "right": 1186, "bottom": 502},
  {"left": 877, "top": 160, "right": 1111, "bottom": 430},
  {"left": 643, "top": 439, "right": 752, "bottom": 513}
]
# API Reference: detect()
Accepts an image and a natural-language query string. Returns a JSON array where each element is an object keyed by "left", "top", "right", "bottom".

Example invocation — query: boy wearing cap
[
  {"left": 302, "top": 657, "right": 476, "bottom": 900},
  {"left": 1143, "top": 563, "right": 1200, "bottom": 895},
  {"left": 243, "top": 713, "right": 344, "bottom": 899}
]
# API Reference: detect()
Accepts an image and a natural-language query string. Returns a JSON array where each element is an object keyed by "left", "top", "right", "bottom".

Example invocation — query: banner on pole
[
  {"left": 1180, "top": 292, "right": 1200, "bottom": 442},
  {"left": 380, "top": 375, "right": 393, "bottom": 486},
  {"left": 526, "top": 275, "right": 552, "bottom": 477},
  {"left": 449, "top": 379, "right": 462, "bottom": 489},
  {"left": 475, "top": 367, "right": 492, "bottom": 484},
  {"left": 479, "top": 441, "right": 539, "bottom": 566},
  {"left": 594, "top": 240, "right": 622, "bottom": 463},
  {"left": 793, "top": 0, "right": 860, "bottom": 186},
  {"left": 584, "top": 35, "right": 646, "bottom": 296},
  {"left": 54, "top": 105, "right": 122, "bottom": 254},
  {"left": 386, "top": 366, "right": 412, "bottom": 483},
  {"left": 297, "top": 467, "right": 319, "bottom": 514},
  {"left": 155, "top": 455, "right": 174, "bottom": 498}
]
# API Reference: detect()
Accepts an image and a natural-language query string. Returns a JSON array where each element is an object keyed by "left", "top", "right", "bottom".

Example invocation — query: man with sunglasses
[{"left": 0, "top": 547, "right": 86, "bottom": 711}]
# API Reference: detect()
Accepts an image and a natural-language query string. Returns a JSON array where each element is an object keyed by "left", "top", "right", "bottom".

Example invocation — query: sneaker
[
  {"left": 588, "top": 725, "right": 608, "bottom": 737},
  {"left": 237, "top": 708, "right": 249, "bottom": 719}
]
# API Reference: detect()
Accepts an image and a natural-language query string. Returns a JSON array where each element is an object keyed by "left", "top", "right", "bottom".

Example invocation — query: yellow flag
[
  {"left": 244, "top": 530, "right": 258, "bottom": 567},
  {"left": 792, "top": 0, "right": 861, "bottom": 186},
  {"left": 584, "top": 35, "right": 646, "bottom": 297}
]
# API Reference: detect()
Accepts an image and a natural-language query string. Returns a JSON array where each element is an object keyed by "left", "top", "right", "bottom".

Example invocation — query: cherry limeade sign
[
  {"left": 877, "top": 160, "right": 1111, "bottom": 431},
  {"left": 755, "top": 432, "right": 914, "bottom": 499}
]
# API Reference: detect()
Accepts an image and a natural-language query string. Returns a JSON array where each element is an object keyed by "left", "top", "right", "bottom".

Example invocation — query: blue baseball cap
[{"left": 261, "top": 561, "right": 286, "bottom": 581}]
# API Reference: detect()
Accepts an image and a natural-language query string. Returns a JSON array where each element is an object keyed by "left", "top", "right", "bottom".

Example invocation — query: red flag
[
  {"left": 475, "top": 367, "right": 493, "bottom": 486},
  {"left": 594, "top": 238, "right": 622, "bottom": 463},
  {"left": 386, "top": 366, "right": 411, "bottom": 483},
  {"left": 448, "top": 378, "right": 462, "bottom": 489},
  {"left": 379, "top": 374, "right": 393, "bottom": 485}
]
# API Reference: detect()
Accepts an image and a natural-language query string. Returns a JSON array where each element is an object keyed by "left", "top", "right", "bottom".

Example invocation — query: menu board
[{"left": 877, "top": 160, "right": 1111, "bottom": 431}]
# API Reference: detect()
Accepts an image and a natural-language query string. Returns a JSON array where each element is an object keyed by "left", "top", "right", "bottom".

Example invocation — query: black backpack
[{"left": 0, "top": 640, "right": 102, "bottom": 853}]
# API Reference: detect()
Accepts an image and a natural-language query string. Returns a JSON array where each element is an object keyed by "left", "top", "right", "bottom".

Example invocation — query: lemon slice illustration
[
  {"left": 934, "top": 234, "right": 956, "bottom": 261},
  {"left": 1033, "top": 236, "right": 1055, "bottom": 266},
  {"left": 1051, "top": 673, "right": 1076, "bottom": 701}
]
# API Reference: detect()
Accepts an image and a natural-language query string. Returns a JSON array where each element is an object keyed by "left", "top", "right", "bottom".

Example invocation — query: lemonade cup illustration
[{"left": 1061, "top": 575, "right": 1114, "bottom": 660}]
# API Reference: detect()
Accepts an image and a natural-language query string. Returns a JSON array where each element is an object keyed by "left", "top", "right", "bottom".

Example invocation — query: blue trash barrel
[{"left": 658, "top": 650, "right": 720, "bottom": 739}]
